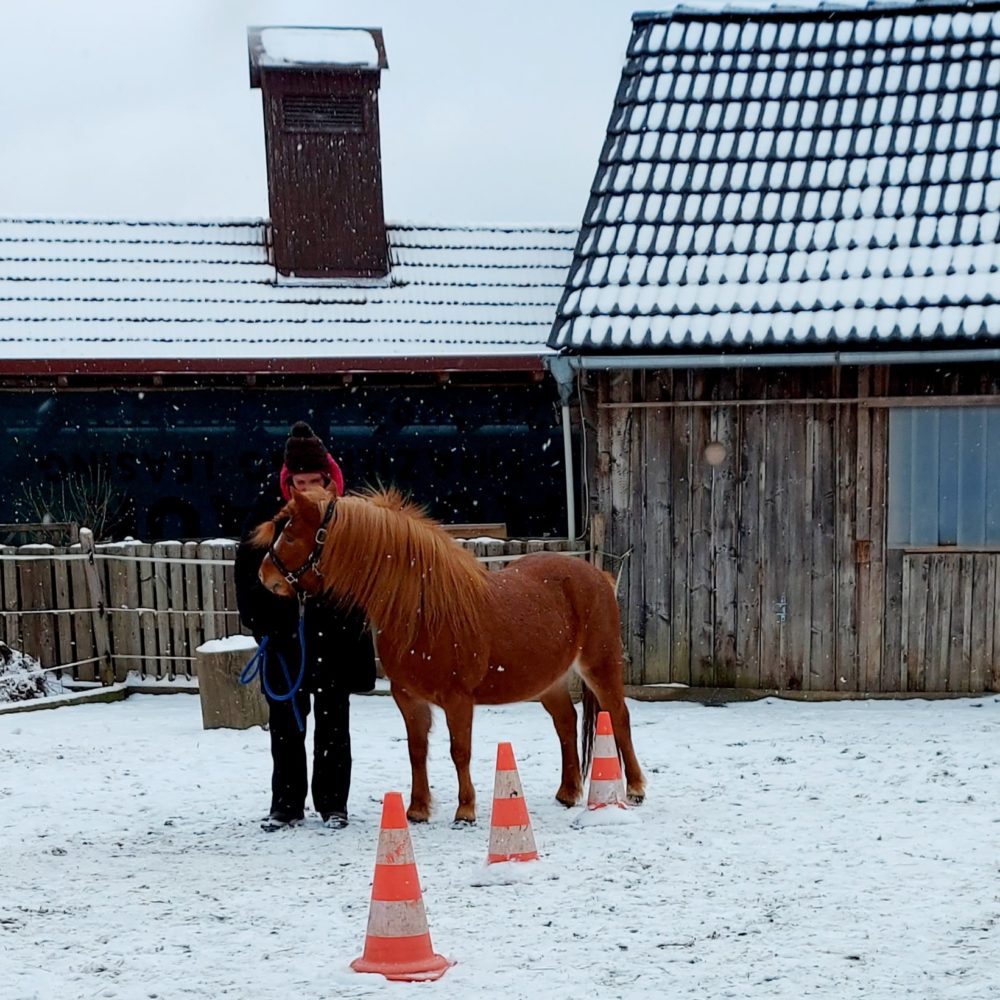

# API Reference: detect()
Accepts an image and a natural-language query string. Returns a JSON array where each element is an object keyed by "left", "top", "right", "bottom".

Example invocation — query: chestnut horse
[{"left": 253, "top": 488, "right": 645, "bottom": 824}]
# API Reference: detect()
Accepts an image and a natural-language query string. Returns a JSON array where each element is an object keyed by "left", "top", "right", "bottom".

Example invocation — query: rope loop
[{"left": 238, "top": 614, "right": 308, "bottom": 733}]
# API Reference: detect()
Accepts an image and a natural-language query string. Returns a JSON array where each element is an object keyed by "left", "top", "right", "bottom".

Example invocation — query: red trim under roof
[{"left": 0, "top": 355, "right": 548, "bottom": 377}]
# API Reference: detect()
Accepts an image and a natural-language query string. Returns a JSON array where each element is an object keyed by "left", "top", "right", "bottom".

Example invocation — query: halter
[{"left": 268, "top": 498, "right": 336, "bottom": 597}]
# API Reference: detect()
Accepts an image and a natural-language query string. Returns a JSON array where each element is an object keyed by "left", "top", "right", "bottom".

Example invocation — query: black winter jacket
[{"left": 234, "top": 481, "right": 376, "bottom": 695}]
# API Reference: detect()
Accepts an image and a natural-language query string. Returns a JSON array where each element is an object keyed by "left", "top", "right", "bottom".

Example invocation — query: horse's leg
[
  {"left": 539, "top": 677, "right": 582, "bottom": 807},
  {"left": 577, "top": 657, "right": 647, "bottom": 805},
  {"left": 390, "top": 684, "right": 433, "bottom": 822},
  {"left": 440, "top": 694, "right": 476, "bottom": 824}
]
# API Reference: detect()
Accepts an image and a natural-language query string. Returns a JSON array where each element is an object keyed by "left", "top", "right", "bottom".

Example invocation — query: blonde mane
[{"left": 312, "top": 488, "right": 489, "bottom": 644}]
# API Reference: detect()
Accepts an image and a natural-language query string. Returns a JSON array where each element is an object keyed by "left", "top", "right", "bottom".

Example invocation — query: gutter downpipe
[
  {"left": 547, "top": 356, "right": 577, "bottom": 541},
  {"left": 560, "top": 348, "right": 1000, "bottom": 370}
]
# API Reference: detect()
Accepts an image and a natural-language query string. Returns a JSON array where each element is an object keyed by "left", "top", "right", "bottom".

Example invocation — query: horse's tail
[
  {"left": 581, "top": 681, "right": 599, "bottom": 779},
  {"left": 581, "top": 680, "right": 626, "bottom": 779}
]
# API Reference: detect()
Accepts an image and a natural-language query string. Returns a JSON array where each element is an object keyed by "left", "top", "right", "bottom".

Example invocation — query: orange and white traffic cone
[
  {"left": 351, "top": 792, "right": 452, "bottom": 982},
  {"left": 586, "top": 711, "right": 627, "bottom": 810},
  {"left": 487, "top": 742, "right": 539, "bottom": 864}
]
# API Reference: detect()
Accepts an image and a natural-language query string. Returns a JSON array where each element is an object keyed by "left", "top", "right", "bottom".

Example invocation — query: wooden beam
[
  {"left": 621, "top": 684, "right": 990, "bottom": 703},
  {"left": 440, "top": 523, "right": 507, "bottom": 539},
  {"left": 600, "top": 393, "right": 1000, "bottom": 410}
]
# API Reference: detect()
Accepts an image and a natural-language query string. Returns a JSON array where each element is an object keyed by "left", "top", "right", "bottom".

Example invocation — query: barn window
[{"left": 888, "top": 407, "right": 1000, "bottom": 547}]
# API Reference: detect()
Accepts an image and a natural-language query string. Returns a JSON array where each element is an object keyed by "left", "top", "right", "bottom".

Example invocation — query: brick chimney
[{"left": 248, "top": 26, "right": 389, "bottom": 279}]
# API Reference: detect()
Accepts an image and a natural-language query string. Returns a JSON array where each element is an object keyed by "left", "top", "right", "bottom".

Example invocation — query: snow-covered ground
[{"left": 1, "top": 692, "right": 998, "bottom": 1000}]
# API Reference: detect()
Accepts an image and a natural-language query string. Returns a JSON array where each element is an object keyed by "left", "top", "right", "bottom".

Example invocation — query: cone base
[
  {"left": 351, "top": 951, "right": 452, "bottom": 982},
  {"left": 487, "top": 850, "right": 540, "bottom": 864},
  {"left": 586, "top": 800, "right": 628, "bottom": 811}
]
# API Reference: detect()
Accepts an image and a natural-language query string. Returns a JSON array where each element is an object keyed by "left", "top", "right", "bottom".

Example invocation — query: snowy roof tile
[
  {"left": 550, "top": 0, "right": 1000, "bottom": 352},
  {"left": 0, "top": 219, "right": 574, "bottom": 369}
]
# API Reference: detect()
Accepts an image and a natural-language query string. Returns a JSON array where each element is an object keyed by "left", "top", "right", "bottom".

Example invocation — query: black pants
[{"left": 265, "top": 679, "right": 352, "bottom": 818}]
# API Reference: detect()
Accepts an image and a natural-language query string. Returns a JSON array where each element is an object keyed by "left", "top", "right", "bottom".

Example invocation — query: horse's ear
[{"left": 249, "top": 519, "right": 277, "bottom": 549}]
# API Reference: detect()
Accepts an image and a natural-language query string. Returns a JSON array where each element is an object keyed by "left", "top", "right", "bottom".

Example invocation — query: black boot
[{"left": 260, "top": 809, "right": 304, "bottom": 832}]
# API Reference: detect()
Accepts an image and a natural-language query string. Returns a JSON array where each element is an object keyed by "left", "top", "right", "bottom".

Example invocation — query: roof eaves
[
  {"left": 631, "top": 0, "right": 1000, "bottom": 24},
  {"left": 0, "top": 355, "right": 549, "bottom": 377}
]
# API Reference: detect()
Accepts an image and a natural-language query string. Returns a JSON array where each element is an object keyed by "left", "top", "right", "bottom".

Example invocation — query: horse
[{"left": 251, "top": 487, "right": 645, "bottom": 824}]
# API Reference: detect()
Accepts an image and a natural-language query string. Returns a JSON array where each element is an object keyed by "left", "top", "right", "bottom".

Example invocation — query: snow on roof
[
  {"left": 247, "top": 26, "right": 388, "bottom": 80},
  {"left": 0, "top": 219, "right": 575, "bottom": 368},
  {"left": 550, "top": 0, "right": 1000, "bottom": 353},
  {"left": 259, "top": 27, "right": 380, "bottom": 68}
]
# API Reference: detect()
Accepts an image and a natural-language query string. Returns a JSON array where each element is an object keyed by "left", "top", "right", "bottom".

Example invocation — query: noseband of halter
[{"left": 268, "top": 498, "right": 336, "bottom": 596}]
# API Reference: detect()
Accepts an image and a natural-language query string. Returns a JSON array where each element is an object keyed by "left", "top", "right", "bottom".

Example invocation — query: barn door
[
  {"left": 900, "top": 553, "right": 1000, "bottom": 692},
  {"left": 653, "top": 394, "right": 843, "bottom": 691},
  {"left": 753, "top": 402, "right": 841, "bottom": 691}
]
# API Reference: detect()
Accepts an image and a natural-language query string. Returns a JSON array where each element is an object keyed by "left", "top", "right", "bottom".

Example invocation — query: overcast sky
[{"left": 0, "top": 0, "right": 655, "bottom": 227}]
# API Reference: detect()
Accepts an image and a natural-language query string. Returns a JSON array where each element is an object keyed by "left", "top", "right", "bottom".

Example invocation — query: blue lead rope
[{"left": 239, "top": 612, "right": 308, "bottom": 733}]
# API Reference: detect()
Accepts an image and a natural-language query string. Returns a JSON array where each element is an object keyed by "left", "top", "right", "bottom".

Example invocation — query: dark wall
[{"left": 0, "top": 383, "right": 570, "bottom": 540}]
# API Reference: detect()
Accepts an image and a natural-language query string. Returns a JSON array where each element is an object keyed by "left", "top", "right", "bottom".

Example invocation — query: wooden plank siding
[
  {"left": 591, "top": 364, "right": 1000, "bottom": 694},
  {"left": 604, "top": 370, "right": 642, "bottom": 678},
  {"left": 757, "top": 393, "right": 786, "bottom": 690},
  {"left": 867, "top": 367, "right": 891, "bottom": 692},
  {"left": 688, "top": 372, "right": 715, "bottom": 686},
  {"left": 182, "top": 541, "right": 201, "bottom": 678},
  {"left": 67, "top": 546, "right": 96, "bottom": 680},
  {"left": 783, "top": 396, "right": 811, "bottom": 690},
  {"left": 105, "top": 544, "right": 140, "bottom": 682},
  {"left": 642, "top": 373, "right": 672, "bottom": 683},
  {"left": 734, "top": 370, "right": 765, "bottom": 688},
  {"left": 164, "top": 541, "right": 187, "bottom": 679},
  {"left": 710, "top": 371, "right": 739, "bottom": 686},
  {"left": 834, "top": 371, "right": 860, "bottom": 692},
  {"left": 137, "top": 543, "right": 157, "bottom": 680},
  {"left": 18, "top": 547, "right": 56, "bottom": 669},
  {"left": 809, "top": 394, "right": 838, "bottom": 691},
  {"left": 626, "top": 373, "right": 647, "bottom": 682},
  {"left": 668, "top": 370, "right": 692, "bottom": 685}
]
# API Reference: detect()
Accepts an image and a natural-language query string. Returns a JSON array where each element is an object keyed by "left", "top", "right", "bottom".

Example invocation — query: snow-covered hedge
[{"left": 0, "top": 642, "right": 64, "bottom": 703}]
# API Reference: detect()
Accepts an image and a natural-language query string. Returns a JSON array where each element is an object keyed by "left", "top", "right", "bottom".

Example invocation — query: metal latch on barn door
[
  {"left": 774, "top": 595, "right": 787, "bottom": 624},
  {"left": 855, "top": 539, "right": 871, "bottom": 565}
]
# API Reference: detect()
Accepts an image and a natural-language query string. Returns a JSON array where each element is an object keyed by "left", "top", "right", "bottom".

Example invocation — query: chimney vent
[
  {"left": 282, "top": 94, "right": 365, "bottom": 131},
  {"left": 248, "top": 26, "right": 390, "bottom": 279}
]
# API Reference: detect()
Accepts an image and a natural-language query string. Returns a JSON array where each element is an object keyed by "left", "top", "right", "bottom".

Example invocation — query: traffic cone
[
  {"left": 487, "top": 742, "right": 539, "bottom": 864},
  {"left": 351, "top": 792, "right": 452, "bottom": 982},
  {"left": 586, "top": 711, "right": 627, "bottom": 810}
]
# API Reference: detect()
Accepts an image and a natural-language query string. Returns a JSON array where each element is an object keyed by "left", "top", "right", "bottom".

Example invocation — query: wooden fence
[{"left": 0, "top": 535, "right": 582, "bottom": 683}]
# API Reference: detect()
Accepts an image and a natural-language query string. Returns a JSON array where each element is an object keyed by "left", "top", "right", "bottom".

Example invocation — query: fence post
[
  {"left": 80, "top": 528, "right": 114, "bottom": 686},
  {"left": 195, "top": 638, "right": 268, "bottom": 730}
]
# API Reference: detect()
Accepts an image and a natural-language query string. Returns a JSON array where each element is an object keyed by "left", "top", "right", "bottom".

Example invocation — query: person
[{"left": 235, "top": 420, "right": 376, "bottom": 832}]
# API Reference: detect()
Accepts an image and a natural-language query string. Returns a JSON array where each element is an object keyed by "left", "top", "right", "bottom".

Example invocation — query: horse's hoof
[
  {"left": 626, "top": 791, "right": 645, "bottom": 806},
  {"left": 555, "top": 791, "right": 582, "bottom": 808},
  {"left": 451, "top": 817, "right": 476, "bottom": 829},
  {"left": 407, "top": 811, "right": 430, "bottom": 824}
]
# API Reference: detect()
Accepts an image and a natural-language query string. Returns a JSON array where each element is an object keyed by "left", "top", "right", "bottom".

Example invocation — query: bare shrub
[{"left": 19, "top": 466, "right": 128, "bottom": 541}]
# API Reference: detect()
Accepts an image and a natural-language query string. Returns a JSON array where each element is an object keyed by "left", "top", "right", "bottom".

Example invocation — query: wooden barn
[
  {"left": 549, "top": 2, "right": 1000, "bottom": 694},
  {"left": 0, "top": 27, "right": 577, "bottom": 543}
]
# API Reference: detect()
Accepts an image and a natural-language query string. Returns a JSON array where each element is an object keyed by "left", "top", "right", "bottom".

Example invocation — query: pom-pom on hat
[{"left": 283, "top": 421, "right": 329, "bottom": 474}]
